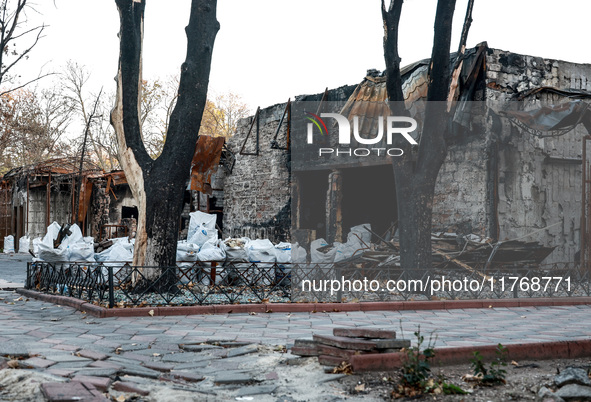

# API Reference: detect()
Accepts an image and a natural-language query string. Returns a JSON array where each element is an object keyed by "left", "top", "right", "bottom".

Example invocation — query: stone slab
[
  {"left": 77, "top": 349, "right": 108, "bottom": 361},
  {"left": 214, "top": 372, "right": 254, "bottom": 385},
  {"left": 0, "top": 341, "right": 29, "bottom": 358},
  {"left": 112, "top": 381, "right": 150, "bottom": 396},
  {"left": 333, "top": 328, "right": 397, "bottom": 339},
  {"left": 313, "top": 334, "right": 377, "bottom": 351},
  {"left": 71, "top": 375, "right": 112, "bottom": 392},
  {"left": 226, "top": 344, "right": 258, "bottom": 358},
  {"left": 555, "top": 384, "right": 591, "bottom": 401},
  {"left": 179, "top": 344, "right": 223, "bottom": 352},
  {"left": 236, "top": 385, "right": 278, "bottom": 396},
  {"left": 40, "top": 381, "right": 106, "bottom": 402},
  {"left": 555, "top": 367, "right": 591, "bottom": 387},
  {"left": 317, "top": 354, "right": 346, "bottom": 367},
  {"left": 375, "top": 339, "right": 411, "bottom": 350}
]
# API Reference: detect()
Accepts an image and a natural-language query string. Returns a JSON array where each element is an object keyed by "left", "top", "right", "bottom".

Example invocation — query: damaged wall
[
  {"left": 432, "top": 135, "right": 490, "bottom": 237},
  {"left": 486, "top": 48, "right": 591, "bottom": 263},
  {"left": 223, "top": 102, "right": 292, "bottom": 242},
  {"left": 223, "top": 85, "right": 356, "bottom": 242}
]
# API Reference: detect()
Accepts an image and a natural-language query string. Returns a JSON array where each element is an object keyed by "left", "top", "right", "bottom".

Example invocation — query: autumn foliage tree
[
  {"left": 0, "top": 88, "right": 72, "bottom": 172},
  {"left": 110, "top": 0, "right": 219, "bottom": 279}
]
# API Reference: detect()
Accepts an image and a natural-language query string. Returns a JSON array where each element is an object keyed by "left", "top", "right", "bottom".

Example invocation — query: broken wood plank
[{"left": 432, "top": 247, "right": 494, "bottom": 282}]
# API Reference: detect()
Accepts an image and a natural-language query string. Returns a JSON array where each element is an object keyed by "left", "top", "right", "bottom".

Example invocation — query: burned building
[
  {"left": 222, "top": 43, "right": 591, "bottom": 265},
  {"left": 0, "top": 136, "right": 232, "bottom": 251}
]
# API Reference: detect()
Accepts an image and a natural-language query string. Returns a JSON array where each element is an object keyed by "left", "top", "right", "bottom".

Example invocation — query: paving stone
[
  {"left": 171, "top": 361, "right": 211, "bottom": 370},
  {"left": 89, "top": 360, "right": 123, "bottom": 370},
  {"left": 52, "top": 344, "right": 80, "bottom": 352},
  {"left": 70, "top": 368, "right": 118, "bottom": 377},
  {"left": 142, "top": 361, "right": 174, "bottom": 372},
  {"left": 40, "top": 381, "right": 107, "bottom": 402},
  {"left": 375, "top": 339, "right": 411, "bottom": 349},
  {"left": 77, "top": 349, "right": 108, "bottom": 361},
  {"left": 162, "top": 352, "right": 209, "bottom": 363},
  {"left": 333, "top": 328, "right": 397, "bottom": 339},
  {"left": 313, "top": 334, "right": 377, "bottom": 351},
  {"left": 71, "top": 375, "right": 112, "bottom": 391},
  {"left": 118, "top": 343, "right": 150, "bottom": 352},
  {"left": 170, "top": 371, "right": 205, "bottom": 382},
  {"left": 120, "top": 351, "right": 153, "bottom": 363},
  {"left": 219, "top": 341, "right": 254, "bottom": 348},
  {"left": 46, "top": 368, "right": 75, "bottom": 378},
  {"left": 226, "top": 344, "right": 258, "bottom": 358},
  {"left": 555, "top": 367, "right": 591, "bottom": 387},
  {"left": 318, "top": 355, "right": 346, "bottom": 367},
  {"left": 179, "top": 343, "right": 223, "bottom": 352},
  {"left": 0, "top": 341, "right": 29, "bottom": 358},
  {"left": 555, "top": 384, "right": 591, "bottom": 400},
  {"left": 49, "top": 361, "right": 93, "bottom": 369},
  {"left": 45, "top": 354, "right": 91, "bottom": 363},
  {"left": 112, "top": 381, "right": 150, "bottom": 396},
  {"left": 236, "top": 385, "right": 278, "bottom": 396},
  {"left": 22, "top": 356, "right": 56, "bottom": 369},
  {"left": 214, "top": 371, "right": 255, "bottom": 385},
  {"left": 120, "top": 365, "right": 162, "bottom": 379},
  {"left": 291, "top": 345, "right": 319, "bottom": 357}
]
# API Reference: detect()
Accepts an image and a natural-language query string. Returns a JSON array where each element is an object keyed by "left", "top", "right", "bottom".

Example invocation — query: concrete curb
[
  {"left": 350, "top": 339, "right": 591, "bottom": 372},
  {"left": 16, "top": 288, "right": 591, "bottom": 318}
]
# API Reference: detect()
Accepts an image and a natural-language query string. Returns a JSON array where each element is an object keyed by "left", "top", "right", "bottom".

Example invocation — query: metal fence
[{"left": 26, "top": 261, "right": 590, "bottom": 308}]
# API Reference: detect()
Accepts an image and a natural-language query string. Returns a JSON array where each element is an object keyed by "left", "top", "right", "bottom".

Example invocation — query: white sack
[
  {"left": 222, "top": 237, "right": 249, "bottom": 262},
  {"left": 310, "top": 238, "right": 336, "bottom": 264},
  {"left": 291, "top": 243, "right": 307, "bottom": 264},
  {"left": 18, "top": 235, "right": 30, "bottom": 254},
  {"left": 188, "top": 225, "right": 218, "bottom": 247},
  {"left": 274, "top": 242, "right": 292, "bottom": 264},
  {"left": 3, "top": 235, "right": 14, "bottom": 254},
  {"left": 187, "top": 211, "right": 217, "bottom": 240}
]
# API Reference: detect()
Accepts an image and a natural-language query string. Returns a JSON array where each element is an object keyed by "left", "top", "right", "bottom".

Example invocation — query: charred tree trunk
[
  {"left": 382, "top": 0, "right": 458, "bottom": 274},
  {"left": 111, "top": 0, "right": 219, "bottom": 289}
]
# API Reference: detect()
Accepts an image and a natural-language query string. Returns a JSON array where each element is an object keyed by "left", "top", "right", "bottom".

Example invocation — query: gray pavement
[
  {"left": 1, "top": 290, "right": 591, "bottom": 400},
  {"left": 0, "top": 253, "right": 28, "bottom": 288}
]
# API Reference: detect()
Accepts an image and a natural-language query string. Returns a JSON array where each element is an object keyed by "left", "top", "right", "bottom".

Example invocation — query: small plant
[
  {"left": 392, "top": 324, "right": 467, "bottom": 398},
  {"left": 400, "top": 325, "right": 436, "bottom": 387},
  {"left": 469, "top": 344, "right": 508, "bottom": 385}
]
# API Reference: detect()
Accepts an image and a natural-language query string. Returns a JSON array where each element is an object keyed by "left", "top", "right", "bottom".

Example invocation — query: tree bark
[
  {"left": 111, "top": 0, "right": 219, "bottom": 287},
  {"left": 382, "top": 0, "right": 458, "bottom": 274}
]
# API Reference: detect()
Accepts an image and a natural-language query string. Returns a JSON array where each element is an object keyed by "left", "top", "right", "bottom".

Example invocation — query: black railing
[{"left": 26, "top": 261, "right": 591, "bottom": 307}]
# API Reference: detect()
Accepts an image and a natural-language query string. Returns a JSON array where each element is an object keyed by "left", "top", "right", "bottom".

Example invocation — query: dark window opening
[
  {"left": 341, "top": 165, "right": 398, "bottom": 242},
  {"left": 296, "top": 170, "right": 330, "bottom": 240},
  {"left": 121, "top": 206, "right": 138, "bottom": 220}
]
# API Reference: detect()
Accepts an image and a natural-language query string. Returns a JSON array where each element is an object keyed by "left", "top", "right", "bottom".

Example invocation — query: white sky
[{"left": 13, "top": 0, "right": 591, "bottom": 111}]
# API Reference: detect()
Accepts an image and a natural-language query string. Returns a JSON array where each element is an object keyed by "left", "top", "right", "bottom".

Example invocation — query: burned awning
[{"left": 189, "top": 135, "right": 226, "bottom": 195}]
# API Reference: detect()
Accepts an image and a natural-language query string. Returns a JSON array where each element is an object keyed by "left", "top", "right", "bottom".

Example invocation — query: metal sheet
[{"left": 190, "top": 135, "right": 225, "bottom": 195}]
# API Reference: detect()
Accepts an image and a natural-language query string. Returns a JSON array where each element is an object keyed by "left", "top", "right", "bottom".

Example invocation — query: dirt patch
[{"left": 338, "top": 357, "right": 591, "bottom": 401}]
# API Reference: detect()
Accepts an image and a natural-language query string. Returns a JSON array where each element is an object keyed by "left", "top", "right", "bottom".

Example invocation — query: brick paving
[{"left": 0, "top": 290, "right": 591, "bottom": 400}]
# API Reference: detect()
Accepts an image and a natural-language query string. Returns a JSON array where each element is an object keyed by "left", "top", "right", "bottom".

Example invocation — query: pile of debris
[
  {"left": 309, "top": 224, "right": 556, "bottom": 274},
  {"left": 291, "top": 328, "right": 410, "bottom": 367}
]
